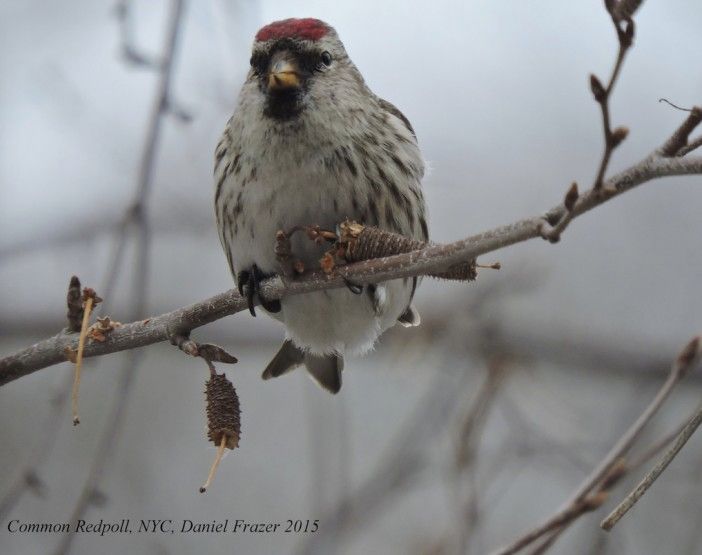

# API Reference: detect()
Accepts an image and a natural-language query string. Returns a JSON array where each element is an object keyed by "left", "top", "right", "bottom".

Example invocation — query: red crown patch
[{"left": 255, "top": 18, "right": 329, "bottom": 42}]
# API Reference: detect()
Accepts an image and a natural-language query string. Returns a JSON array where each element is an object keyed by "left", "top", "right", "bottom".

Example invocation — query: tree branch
[
  {"left": 1, "top": 146, "right": 701, "bottom": 386},
  {"left": 601, "top": 401, "right": 702, "bottom": 531},
  {"left": 489, "top": 335, "right": 701, "bottom": 555}
]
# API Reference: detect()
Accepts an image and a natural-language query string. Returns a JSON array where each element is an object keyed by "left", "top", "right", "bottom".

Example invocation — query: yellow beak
[{"left": 267, "top": 59, "right": 301, "bottom": 91}]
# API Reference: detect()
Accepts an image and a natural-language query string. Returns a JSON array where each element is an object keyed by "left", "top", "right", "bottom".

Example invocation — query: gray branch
[
  {"left": 1, "top": 149, "right": 701, "bottom": 387},
  {"left": 490, "top": 335, "right": 702, "bottom": 555}
]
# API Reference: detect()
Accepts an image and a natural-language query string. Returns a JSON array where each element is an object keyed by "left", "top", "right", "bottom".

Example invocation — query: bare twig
[
  {"left": 602, "top": 390, "right": 702, "bottom": 531},
  {"left": 114, "top": 0, "right": 161, "bottom": 69},
  {"left": 453, "top": 359, "right": 508, "bottom": 554},
  {"left": 658, "top": 106, "right": 702, "bottom": 157},
  {"left": 541, "top": 3, "right": 635, "bottom": 243},
  {"left": 659, "top": 98, "right": 694, "bottom": 113},
  {"left": 490, "top": 335, "right": 702, "bottom": 555},
  {"left": 613, "top": 0, "right": 644, "bottom": 21},
  {"left": 591, "top": 1, "right": 635, "bottom": 192},
  {"left": 601, "top": 403, "right": 702, "bottom": 531},
  {"left": 626, "top": 406, "right": 702, "bottom": 470},
  {"left": 676, "top": 135, "right": 702, "bottom": 157},
  {"left": 499, "top": 495, "right": 605, "bottom": 555}
]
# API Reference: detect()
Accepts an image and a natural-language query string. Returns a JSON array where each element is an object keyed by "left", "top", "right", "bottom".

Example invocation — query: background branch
[
  {"left": 50, "top": 2, "right": 185, "bottom": 553},
  {"left": 601, "top": 401, "right": 702, "bottom": 531},
  {"left": 490, "top": 335, "right": 702, "bottom": 555}
]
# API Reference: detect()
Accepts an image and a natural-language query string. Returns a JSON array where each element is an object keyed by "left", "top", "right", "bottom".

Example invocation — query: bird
[{"left": 214, "top": 18, "right": 427, "bottom": 393}]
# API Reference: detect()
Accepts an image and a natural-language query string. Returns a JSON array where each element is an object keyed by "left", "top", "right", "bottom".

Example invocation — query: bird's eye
[{"left": 320, "top": 51, "right": 332, "bottom": 66}]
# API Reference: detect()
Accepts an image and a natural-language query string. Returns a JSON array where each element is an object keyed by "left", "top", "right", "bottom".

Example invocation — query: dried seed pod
[
  {"left": 434, "top": 260, "right": 478, "bottom": 281},
  {"left": 200, "top": 372, "right": 241, "bottom": 493},
  {"left": 337, "top": 220, "right": 479, "bottom": 282}
]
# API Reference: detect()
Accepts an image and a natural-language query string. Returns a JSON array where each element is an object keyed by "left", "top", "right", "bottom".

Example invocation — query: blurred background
[{"left": 1, "top": 1, "right": 701, "bottom": 554}]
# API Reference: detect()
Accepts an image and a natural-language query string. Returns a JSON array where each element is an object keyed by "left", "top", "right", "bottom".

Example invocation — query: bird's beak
[{"left": 267, "top": 59, "right": 301, "bottom": 92}]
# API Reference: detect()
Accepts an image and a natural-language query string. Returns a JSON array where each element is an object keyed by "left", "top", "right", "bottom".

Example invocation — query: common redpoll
[{"left": 214, "top": 18, "right": 428, "bottom": 393}]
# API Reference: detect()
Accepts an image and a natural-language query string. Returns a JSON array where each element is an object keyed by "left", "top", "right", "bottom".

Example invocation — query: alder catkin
[
  {"left": 204, "top": 373, "right": 241, "bottom": 449},
  {"left": 339, "top": 221, "right": 477, "bottom": 282},
  {"left": 200, "top": 372, "right": 241, "bottom": 493}
]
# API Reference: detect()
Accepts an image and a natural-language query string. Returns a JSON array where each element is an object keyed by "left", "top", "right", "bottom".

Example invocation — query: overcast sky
[{"left": 1, "top": 2, "right": 701, "bottom": 555}]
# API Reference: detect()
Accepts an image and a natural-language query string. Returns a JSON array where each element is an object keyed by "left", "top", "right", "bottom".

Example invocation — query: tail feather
[
  {"left": 262, "top": 340, "right": 344, "bottom": 394},
  {"left": 304, "top": 352, "right": 343, "bottom": 394},
  {"left": 262, "top": 339, "right": 304, "bottom": 380}
]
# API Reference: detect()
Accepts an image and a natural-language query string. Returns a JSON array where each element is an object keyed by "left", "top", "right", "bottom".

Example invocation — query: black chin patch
[{"left": 264, "top": 89, "right": 303, "bottom": 120}]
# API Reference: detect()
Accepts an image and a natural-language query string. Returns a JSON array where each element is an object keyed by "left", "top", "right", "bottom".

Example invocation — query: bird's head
[{"left": 245, "top": 18, "right": 364, "bottom": 121}]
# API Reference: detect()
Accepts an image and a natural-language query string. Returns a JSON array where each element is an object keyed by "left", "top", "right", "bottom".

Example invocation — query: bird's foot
[
  {"left": 343, "top": 277, "right": 364, "bottom": 295},
  {"left": 237, "top": 265, "right": 281, "bottom": 316}
]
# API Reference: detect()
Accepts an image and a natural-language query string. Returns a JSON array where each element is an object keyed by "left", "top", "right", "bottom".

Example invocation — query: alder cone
[{"left": 205, "top": 373, "right": 240, "bottom": 449}]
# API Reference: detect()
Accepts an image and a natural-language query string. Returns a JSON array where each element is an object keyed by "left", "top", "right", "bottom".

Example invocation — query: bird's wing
[
  {"left": 376, "top": 98, "right": 427, "bottom": 324},
  {"left": 377, "top": 97, "right": 417, "bottom": 140}
]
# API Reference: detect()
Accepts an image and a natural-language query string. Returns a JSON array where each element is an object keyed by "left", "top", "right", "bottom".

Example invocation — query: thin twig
[
  {"left": 659, "top": 98, "right": 694, "bottom": 112},
  {"left": 453, "top": 359, "right": 507, "bottom": 554},
  {"left": 625, "top": 408, "right": 700, "bottom": 470},
  {"left": 526, "top": 528, "right": 565, "bottom": 555},
  {"left": 591, "top": 5, "right": 633, "bottom": 191},
  {"left": 114, "top": 0, "right": 162, "bottom": 69},
  {"left": 541, "top": 4, "right": 634, "bottom": 243},
  {"left": 601, "top": 402, "right": 702, "bottom": 531},
  {"left": 658, "top": 106, "right": 702, "bottom": 157},
  {"left": 490, "top": 335, "right": 701, "bottom": 555},
  {"left": 613, "top": 0, "right": 644, "bottom": 22},
  {"left": 676, "top": 135, "right": 702, "bottom": 157}
]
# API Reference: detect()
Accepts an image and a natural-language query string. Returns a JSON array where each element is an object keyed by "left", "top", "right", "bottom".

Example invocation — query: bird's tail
[{"left": 262, "top": 339, "right": 343, "bottom": 394}]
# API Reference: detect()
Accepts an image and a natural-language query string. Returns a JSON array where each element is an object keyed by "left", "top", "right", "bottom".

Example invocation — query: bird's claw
[
  {"left": 237, "top": 265, "right": 282, "bottom": 317},
  {"left": 344, "top": 278, "right": 364, "bottom": 295}
]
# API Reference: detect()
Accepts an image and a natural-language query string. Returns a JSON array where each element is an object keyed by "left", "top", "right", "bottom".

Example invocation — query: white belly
[{"left": 218, "top": 159, "right": 412, "bottom": 355}]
